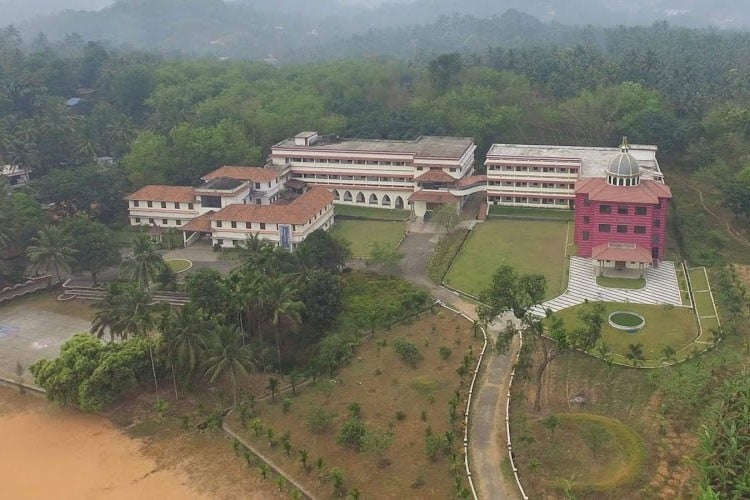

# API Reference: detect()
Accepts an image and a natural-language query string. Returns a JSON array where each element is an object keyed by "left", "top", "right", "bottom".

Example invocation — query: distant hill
[{"left": 0, "top": 0, "right": 112, "bottom": 25}]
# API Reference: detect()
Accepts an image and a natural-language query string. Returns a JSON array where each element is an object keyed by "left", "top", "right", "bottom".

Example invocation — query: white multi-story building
[
  {"left": 125, "top": 185, "right": 198, "bottom": 228},
  {"left": 269, "top": 132, "right": 477, "bottom": 214},
  {"left": 485, "top": 143, "right": 663, "bottom": 210}
]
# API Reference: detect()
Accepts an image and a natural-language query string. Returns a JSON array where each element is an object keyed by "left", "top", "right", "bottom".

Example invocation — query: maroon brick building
[{"left": 574, "top": 139, "right": 672, "bottom": 270}]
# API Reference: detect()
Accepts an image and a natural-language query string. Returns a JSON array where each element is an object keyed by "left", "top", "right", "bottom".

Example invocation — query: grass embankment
[
  {"left": 676, "top": 266, "right": 691, "bottom": 305},
  {"left": 487, "top": 205, "right": 573, "bottom": 220},
  {"left": 596, "top": 276, "right": 646, "bottom": 289},
  {"left": 516, "top": 413, "right": 645, "bottom": 494},
  {"left": 687, "top": 267, "right": 721, "bottom": 338},
  {"left": 427, "top": 230, "right": 470, "bottom": 284},
  {"left": 444, "top": 219, "right": 571, "bottom": 299},
  {"left": 331, "top": 220, "right": 405, "bottom": 259},
  {"left": 555, "top": 302, "right": 698, "bottom": 363},
  {"left": 334, "top": 205, "right": 410, "bottom": 221},
  {"left": 227, "top": 310, "right": 481, "bottom": 498}
]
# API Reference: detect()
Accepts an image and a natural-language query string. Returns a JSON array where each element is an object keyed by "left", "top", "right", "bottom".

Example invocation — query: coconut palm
[
  {"left": 121, "top": 234, "right": 166, "bottom": 289},
  {"left": 26, "top": 226, "right": 77, "bottom": 283},
  {"left": 626, "top": 343, "right": 646, "bottom": 368},
  {"left": 203, "top": 324, "right": 258, "bottom": 406},
  {"left": 264, "top": 275, "right": 305, "bottom": 373},
  {"left": 161, "top": 304, "right": 215, "bottom": 397}
]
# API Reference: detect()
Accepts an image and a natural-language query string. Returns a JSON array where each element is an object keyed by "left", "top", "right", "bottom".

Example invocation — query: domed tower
[{"left": 606, "top": 137, "right": 640, "bottom": 187}]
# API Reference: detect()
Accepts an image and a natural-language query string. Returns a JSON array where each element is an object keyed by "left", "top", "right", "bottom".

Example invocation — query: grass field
[
  {"left": 331, "top": 220, "right": 405, "bottom": 259},
  {"left": 334, "top": 205, "right": 410, "bottom": 221},
  {"left": 487, "top": 205, "right": 573, "bottom": 220},
  {"left": 555, "top": 302, "right": 698, "bottom": 362},
  {"left": 165, "top": 259, "right": 192, "bottom": 273},
  {"left": 444, "top": 219, "right": 571, "bottom": 299},
  {"left": 227, "top": 310, "right": 481, "bottom": 498},
  {"left": 596, "top": 276, "right": 646, "bottom": 290}
]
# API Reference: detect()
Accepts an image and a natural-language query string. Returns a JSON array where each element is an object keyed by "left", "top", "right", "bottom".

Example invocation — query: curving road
[{"left": 397, "top": 222, "right": 519, "bottom": 500}]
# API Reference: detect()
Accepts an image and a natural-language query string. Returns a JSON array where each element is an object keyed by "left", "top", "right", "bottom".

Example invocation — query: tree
[
  {"left": 203, "top": 324, "right": 258, "bottom": 406},
  {"left": 433, "top": 203, "right": 460, "bottom": 234},
  {"left": 429, "top": 53, "right": 463, "bottom": 93},
  {"left": 298, "top": 269, "right": 343, "bottom": 334},
  {"left": 264, "top": 276, "right": 304, "bottom": 373},
  {"left": 120, "top": 234, "right": 165, "bottom": 288},
  {"left": 266, "top": 376, "right": 279, "bottom": 401},
  {"left": 660, "top": 345, "right": 677, "bottom": 364},
  {"left": 160, "top": 304, "right": 215, "bottom": 396},
  {"left": 568, "top": 302, "right": 607, "bottom": 351},
  {"left": 185, "top": 268, "right": 231, "bottom": 318},
  {"left": 626, "top": 343, "right": 646, "bottom": 368},
  {"left": 295, "top": 229, "right": 351, "bottom": 271},
  {"left": 26, "top": 226, "right": 77, "bottom": 283},
  {"left": 63, "top": 216, "right": 120, "bottom": 284},
  {"left": 366, "top": 242, "right": 402, "bottom": 274},
  {"left": 361, "top": 427, "right": 394, "bottom": 466},
  {"left": 90, "top": 283, "right": 159, "bottom": 341}
]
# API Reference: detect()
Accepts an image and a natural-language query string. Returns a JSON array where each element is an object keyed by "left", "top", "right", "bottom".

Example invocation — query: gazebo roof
[{"left": 591, "top": 242, "right": 652, "bottom": 263}]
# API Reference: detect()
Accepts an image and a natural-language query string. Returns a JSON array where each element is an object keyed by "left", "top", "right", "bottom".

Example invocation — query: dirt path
[{"left": 397, "top": 225, "right": 520, "bottom": 500}]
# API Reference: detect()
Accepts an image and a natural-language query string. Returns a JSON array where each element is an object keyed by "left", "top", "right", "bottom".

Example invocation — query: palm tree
[
  {"left": 660, "top": 345, "right": 677, "bottom": 364},
  {"left": 626, "top": 343, "right": 646, "bottom": 368},
  {"left": 161, "top": 304, "right": 215, "bottom": 397},
  {"left": 120, "top": 235, "right": 166, "bottom": 289},
  {"left": 26, "top": 226, "right": 77, "bottom": 283},
  {"left": 203, "top": 324, "right": 258, "bottom": 406},
  {"left": 264, "top": 276, "right": 305, "bottom": 373}
]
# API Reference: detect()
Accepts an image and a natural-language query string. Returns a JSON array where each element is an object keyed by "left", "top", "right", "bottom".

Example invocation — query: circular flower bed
[
  {"left": 608, "top": 311, "right": 646, "bottom": 333},
  {"left": 166, "top": 259, "right": 193, "bottom": 274}
]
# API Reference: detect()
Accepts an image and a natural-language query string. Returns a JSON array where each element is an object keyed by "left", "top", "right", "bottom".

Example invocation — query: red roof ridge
[{"left": 125, "top": 185, "right": 195, "bottom": 202}]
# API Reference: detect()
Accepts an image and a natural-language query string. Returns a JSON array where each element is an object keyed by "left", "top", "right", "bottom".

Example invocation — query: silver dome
[{"left": 607, "top": 151, "right": 640, "bottom": 177}]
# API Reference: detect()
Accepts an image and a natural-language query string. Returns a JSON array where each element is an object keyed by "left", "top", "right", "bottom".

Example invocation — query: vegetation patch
[
  {"left": 334, "top": 205, "right": 410, "bottom": 221},
  {"left": 331, "top": 220, "right": 405, "bottom": 259},
  {"left": 445, "top": 219, "right": 570, "bottom": 299},
  {"left": 226, "top": 310, "right": 481, "bottom": 498},
  {"left": 427, "top": 229, "right": 469, "bottom": 284},
  {"left": 608, "top": 312, "right": 646, "bottom": 329},
  {"left": 487, "top": 205, "right": 573, "bottom": 220},
  {"left": 166, "top": 259, "right": 192, "bottom": 273},
  {"left": 596, "top": 276, "right": 646, "bottom": 289}
]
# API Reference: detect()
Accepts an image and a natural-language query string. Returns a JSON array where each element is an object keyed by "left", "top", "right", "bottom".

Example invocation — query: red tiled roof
[
  {"left": 181, "top": 211, "right": 215, "bottom": 233},
  {"left": 211, "top": 187, "right": 334, "bottom": 224},
  {"left": 592, "top": 242, "right": 652, "bottom": 263},
  {"left": 408, "top": 190, "right": 459, "bottom": 203},
  {"left": 415, "top": 169, "right": 458, "bottom": 183},
  {"left": 125, "top": 185, "right": 195, "bottom": 202},
  {"left": 202, "top": 166, "right": 283, "bottom": 183},
  {"left": 575, "top": 178, "right": 672, "bottom": 204},
  {"left": 456, "top": 175, "right": 487, "bottom": 187}
]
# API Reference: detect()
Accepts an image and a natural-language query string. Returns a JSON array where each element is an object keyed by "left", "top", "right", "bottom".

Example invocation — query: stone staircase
[
  {"left": 61, "top": 283, "right": 189, "bottom": 306},
  {"left": 530, "top": 257, "right": 683, "bottom": 316}
]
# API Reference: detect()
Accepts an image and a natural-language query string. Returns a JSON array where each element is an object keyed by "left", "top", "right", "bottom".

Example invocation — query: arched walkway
[
  {"left": 343, "top": 191, "right": 352, "bottom": 202},
  {"left": 356, "top": 192, "right": 365, "bottom": 203},
  {"left": 368, "top": 193, "right": 378, "bottom": 205},
  {"left": 381, "top": 194, "right": 391, "bottom": 207},
  {"left": 395, "top": 196, "right": 404, "bottom": 209},
  {"left": 332, "top": 189, "right": 340, "bottom": 200}
]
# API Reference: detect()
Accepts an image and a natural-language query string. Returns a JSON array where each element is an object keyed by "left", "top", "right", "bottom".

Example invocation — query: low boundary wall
[{"left": 0, "top": 275, "right": 53, "bottom": 305}]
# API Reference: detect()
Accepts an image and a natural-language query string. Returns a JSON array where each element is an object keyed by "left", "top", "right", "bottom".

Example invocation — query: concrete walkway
[
  {"left": 397, "top": 227, "right": 518, "bottom": 500},
  {"left": 531, "top": 256, "right": 683, "bottom": 316}
]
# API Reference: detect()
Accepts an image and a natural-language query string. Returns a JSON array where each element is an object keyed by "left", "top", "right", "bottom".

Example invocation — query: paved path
[
  {"left": 397, "top": 226, "right": 518, "bottom": 500},
  {"left": 531, "top": 256, "right": 683, "bottom": 316}
]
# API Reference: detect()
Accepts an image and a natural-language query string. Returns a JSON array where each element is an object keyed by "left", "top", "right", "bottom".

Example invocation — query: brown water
[{"left": 0, "top": 391, "right": 207, "bottom": 500}]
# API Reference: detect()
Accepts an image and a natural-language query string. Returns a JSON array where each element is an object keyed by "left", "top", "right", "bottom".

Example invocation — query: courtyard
[
  {"left": 443, "top": 219, "right": 572, "bottom": 299},
  {"left": 331, "top": 219, "right": 406, "bottom": 259}
]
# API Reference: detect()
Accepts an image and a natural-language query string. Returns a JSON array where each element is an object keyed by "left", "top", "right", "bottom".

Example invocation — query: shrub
[
  {"left": 307, "top": 406, "right": 335, "bottom": 433},
  {"left": 425, "top": 433, "right": 449, "bottom": 461},
  {"left": 393, "top": 338, "right": 423, "bottom": 368},
  {"left": 347, "top": 401, "right": 362, "bottom": 419},
  {"left": 395, "top": 410, "right": 406, "bottom": 421},
  {"left": 337, "top": 417, "right": 367, "bottom": 450},
  {"left": 439, "top": 346, "right": 452, "bottom": 360},
  {"left": 282, "top": 397, "right": 292, "bottom": 414}
]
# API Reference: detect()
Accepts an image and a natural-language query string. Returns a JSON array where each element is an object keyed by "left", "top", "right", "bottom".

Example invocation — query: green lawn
[
  {"left": 334, "top": 204, "right": 410, "bottom": 221},
  {"left": 487, "top": 205, "right": 573, "bottom": 220},
  {"left": 444, "top": 219, "right": 571, "bottom": 299},
  {"left": 555, "top": 302, "right": 698, "bottom": 361},
  {"left": 166, "top": 259, "right": 192, "bottom": 273},
  {"left": 688, "top": 267, "right": 709, "bottom": 291},
  {"left": 427, "top": 230, "right": 470, "bottom": 284},
  {"left": 331, "top": 220, "right": 406, "bottom": 259},
  {"left": 596, "top": 276, "right": 646, "bottom": 290}
]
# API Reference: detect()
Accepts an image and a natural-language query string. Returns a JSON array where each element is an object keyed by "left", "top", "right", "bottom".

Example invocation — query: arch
[
  {"left": 369, "top": 193, "right": 378, "bottom": 205},
  {"left": 381, "top": 194, "right": 391, "bottom": 206},
  {"left": 332, "top": 189, "right": 340, "bottom": 200},
  {"left": 344, "top": 191, "right": 353, "bottom": 202},
  {"left": 395, "top": 196, "right": 404, "bottom": 209},
  {"left": 356, "top": 192, "right": 365, "bottom": 203}
]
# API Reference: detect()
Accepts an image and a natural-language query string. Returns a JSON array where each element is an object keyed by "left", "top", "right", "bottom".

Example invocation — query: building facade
[{"left": 1, "top": 165, "right": 32, "bottom": 187}]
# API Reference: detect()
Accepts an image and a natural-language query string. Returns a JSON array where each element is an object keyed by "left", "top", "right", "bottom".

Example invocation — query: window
[
  {"left": 201, "top": 196, "right": 221, "bottom": 208},
  {"left": 599, "top": 205, "right": 611, "bottom": 214},
  {"left": 217, "top": 239, "right": 224, "bottom": 246},
  {"left": 232, "top": 240, "right": 238, "bottom": 247},
  {"left": 617, "top": 225, "right": 628, "bottom": 233},
  {"left": 450, "top": 168, "right": 457, "bottom": 172},
  {"left": 133, "top": 200, "right": 139, "bottom": 207},
  {"left": 135, "top": 217, "right": 141, "bottom": 223},
  {"left": 617, "top": 206, "right": 628, "bottom": 215},
  {"left": 216, "top": 221, "right": 223, "bottom": 228},
  {"left": 634, "top": 226, "right": 646, "bottom": 234},
  {"left": 582, "top": 231, "right": 590, "bottom": 241},
  {"left": 176, "top": 220, "right": 182, "bottom": 226},
  {"left": 231, "top": 221, "right": 237, "bottom": 229},
  {"left": 255, "top": 199, "right": 262, "bottom": 205},
  {"left": 162, "top": 219, "right": 168, "bottom": 225},
  {"left": 148, "top": 218, "right": 155, "bottom": 224},
  {"left": 654, "top": 219, "right": 661, "bottom": 228},
  {"left": 174, "top": 202, "right": 180, "bottom": 209},
  {"left": 260, "top": 223, "right": 266, "bottom": 230},
  {"left": 255, "top": 182, "right": 260, "bottom": 189},
  {"left": 583, "top": 216, "right": 590, "bottom": 224},
  {"left": 599, "top": 224, "right": 611, "bottom": 233},
  {"left": 147, "top": 201, "right": 153, "bottom": 208},
  {"left": 188, "top": 203, "right": 194, "bottom": 210},
  {"left": 583, "top": 197, "right": 590, "bottom": 206},
  {"left": 161, "top": 202, "right": 167, "bottom": 209},
  {"left": 635, "top": 207, "right": 647, "bottom": 215}
]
